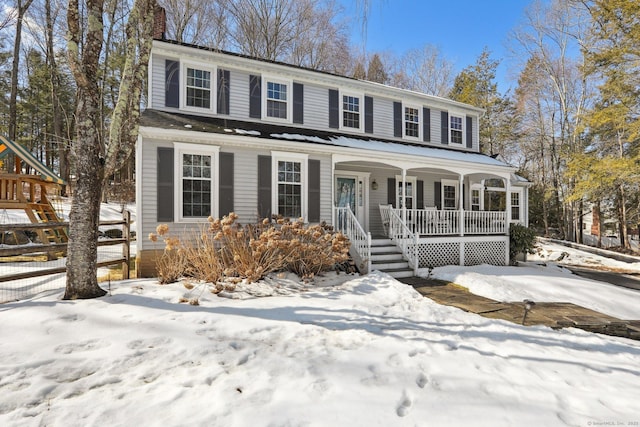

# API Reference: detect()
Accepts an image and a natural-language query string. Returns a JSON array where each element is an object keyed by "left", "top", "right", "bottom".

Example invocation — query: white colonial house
[{"left": 136, "top": 18, "right": 529, "bottom": 278}]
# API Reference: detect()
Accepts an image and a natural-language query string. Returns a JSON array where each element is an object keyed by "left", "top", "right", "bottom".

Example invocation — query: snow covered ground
[
  {"left": 2, "top": 269, "right": 640, "bottom": 425},
  {"left": 431, "top": 239, "right": 640, "bottom": 319}
]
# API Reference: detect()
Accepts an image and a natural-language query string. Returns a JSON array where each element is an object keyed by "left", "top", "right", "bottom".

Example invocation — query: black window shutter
[
  {"left": 219, "top": 152, "right": 234, "bottom": 217},
  {"left": 434, "top": 182, "right": 442, "bottom": 210},
  {"left": 417, "top": 180, "right": 424, "bottom": 209},
  {"left": 257, "top": 155, "right": 272, "bottom": 219},
  {"left": 249, "top": 75, "right": 261, "bottom": 118},
  {"left": 387, "top": 178, "right": 396, "bottom": 207},
  {"left": 157, "top": 147, "right": 174, "bottom": 222},
  {"left": 393, "top": 102, "right": 402, "bottom": 137},
  {"left": 441, "top": 111, "right": 449, "bottom": 144},
  {"left": 466, "top": 115, "right": 473, "bottom": 148},
  {"left": 165, "top": 60, "right": 180, "bottom": 108},
  {"left": 463, "top": 183, "right": 467, "bottom": 210},
  {"left": 364, "top": 96, "right": 374, "bottom": 133},
  {"left": 293, "top": 83, "right": 304, "bottom": 124},
  {"left": 217, "top": 69, "right": 230, "bottom": 115},
  {"left": 308, "top": 159, "right": 321, "bottom": 222},
  {"left": 423, "top": 107, "right": 431, "bottom": 142},
  {"left": 328, "top": 89, "right": 339, "bottom": 128}
]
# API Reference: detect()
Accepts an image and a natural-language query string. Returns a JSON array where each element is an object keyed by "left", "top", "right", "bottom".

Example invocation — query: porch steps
[{"left": 370, "top": 238, "right": 414, "bottom": 279}]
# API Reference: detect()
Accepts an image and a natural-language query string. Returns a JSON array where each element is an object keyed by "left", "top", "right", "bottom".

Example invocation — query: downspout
[{"left": 331, "top": 155, "right": 335, "bottom": 227}]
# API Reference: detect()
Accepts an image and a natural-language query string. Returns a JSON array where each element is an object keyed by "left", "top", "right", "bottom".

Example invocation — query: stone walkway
[{"left": 400, "top": 276, "right": 640, "bottom": 341}]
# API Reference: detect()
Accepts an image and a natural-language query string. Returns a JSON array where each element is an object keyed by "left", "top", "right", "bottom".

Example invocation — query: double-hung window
[
  {"left": 267, "top": 81, "right": 288, "bottom": 119},
  {"left": 450, "top": 115, "right": 463, "bottom": 144},
  {"left": 404, "top": 106, "right": 420, "bottom": 139},
  {"left": 442, "top": 179, "right": 458, "bottom": 210},
  {"left": 174, "top": 143, "right": 219, "bottom": 222},
  {"left": 186, "top": 68, "right": 211, "bottom": 109},
  {"left": 511, "top": 191, "right": 521, "bottom": 221},
  {"left": 342, "top": 94, "right": 361, "bottom": 129},
  {"left": 262, "top": 77, "right": 292, "bottom": 122},
  {"left": 272, "top": 152, "right": 308, "bottom": 219},
  {"left": 181, "top": 62, "right": 215, "bottom": 112}
]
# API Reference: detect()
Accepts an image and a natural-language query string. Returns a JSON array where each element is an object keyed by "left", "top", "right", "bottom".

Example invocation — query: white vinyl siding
[
  {"left": 312, "top": 154, "right": 332, "bottom": 223},
  {"left": 304, "top": 85, "right": 328, "bottom": 129},
  {"left": 431, "top": 109, "right": 441, "bottom": 144},
  {"left": 151, "top": 54, "right": 169, "bottom": 110},
  {"left": 372, "top": 98, "right": 394, "bottom": 139},
  {"left": 229, "top": 69, "right": 250, "bottom": 119}
]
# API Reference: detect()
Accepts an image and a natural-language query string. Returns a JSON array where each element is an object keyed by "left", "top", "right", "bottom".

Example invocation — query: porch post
[
  {"left": 459, "top": 175, "right": 464, "bottom": 236},
  {"left": 331, "top": 155, "right": 336, "bottom": 227},
  {"left": 505, "top": 176, "right": 511, "bottom": 235},
  {"left": 401, "top": 168, "right": 407, "bottom": 224}
]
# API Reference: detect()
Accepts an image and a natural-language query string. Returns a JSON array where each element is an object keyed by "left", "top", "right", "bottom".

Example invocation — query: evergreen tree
[{"left": 366, "top": 53, "right": 387, "bottom": 84}]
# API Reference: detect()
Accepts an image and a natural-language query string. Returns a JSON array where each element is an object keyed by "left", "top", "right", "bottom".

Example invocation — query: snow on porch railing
[
  {"left": 334, "top": 207, "right": 371, "bottom": 273},
  {"left": 387, "top": 208, "right": 418, "bottom": 275}
]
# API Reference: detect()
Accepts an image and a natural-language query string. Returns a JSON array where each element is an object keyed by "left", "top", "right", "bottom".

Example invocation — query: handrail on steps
[
  {"left": 334, "top": 206, "right": 371, "bottom": 273},
  {"left": 387, "top": 208, "right": 418, "bottom": 275}
]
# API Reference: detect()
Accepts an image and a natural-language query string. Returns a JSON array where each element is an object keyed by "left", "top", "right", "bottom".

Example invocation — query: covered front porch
[{"left": 331, "top": 153, "right": 527, "bottom": 274}]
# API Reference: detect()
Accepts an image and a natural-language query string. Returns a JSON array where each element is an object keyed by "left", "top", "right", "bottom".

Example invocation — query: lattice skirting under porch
[{"left": 415, "top": 236, "right": 508, "bottom": 269}]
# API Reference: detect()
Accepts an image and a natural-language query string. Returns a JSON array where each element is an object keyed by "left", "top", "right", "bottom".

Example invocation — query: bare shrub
[{"left": 150, "top": 213, "right": 351, "bottom": 287}]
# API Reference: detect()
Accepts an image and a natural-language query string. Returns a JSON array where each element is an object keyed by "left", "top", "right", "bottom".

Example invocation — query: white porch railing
[
  {"left": 334, "top": 207, "right": 371, "bottom": 273},
  {"left": 386, "top": 207, "right": 418, "bottom": 275},
  {"left": 464, "top": 210, "right": 507, "bottom": 234},
  {"left": 388, "top": 208, "right": 507, "bottom": 236}
]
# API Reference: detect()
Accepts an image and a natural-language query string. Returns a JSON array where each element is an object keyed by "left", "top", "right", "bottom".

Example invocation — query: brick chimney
[{"left": 153, "top": 6, "right": 166, "bottom": 40}]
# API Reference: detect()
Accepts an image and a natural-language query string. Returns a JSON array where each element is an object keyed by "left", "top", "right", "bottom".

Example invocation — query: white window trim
[
  {"left": 262, "top": 75, "right": 293, "bottom": 123},
  {"left": 339, "top": 91, "right": 364, "bottom": 132},
  {"left": 403, "top": 104, "right": 422, "bottom": 140},
  {"left": 271, "top": 151, "right": 309, "bottom": 220},
  {"left": 471, "top": 183, "right": 483, "bottom": 211},
  {"left": 449, "top": 113, "right": 465, "bottom": 145},
  {"left": 441, "top": 179, "right": 459, "bottom": 210},
  {"left": 395, "top": 175, "right": 417, "bottom": 209},
  {"left": 173, "top": 142, "right": 220, "bottom": 223},
  {"left": 510, "top": 188, "right": 524, "bottom": 223},
  {"left": 180, "top": 61, "right": 217, "bottom": 114}
]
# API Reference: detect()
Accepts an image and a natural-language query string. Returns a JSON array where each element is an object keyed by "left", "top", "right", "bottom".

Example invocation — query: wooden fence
[{"left": 0, "top": 211, "right": 132, "bottom": 286}]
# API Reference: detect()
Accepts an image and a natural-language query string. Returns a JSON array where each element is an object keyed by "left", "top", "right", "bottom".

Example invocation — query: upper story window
[
  {"left": 266, "top": 81, "right": 288, "bottom": 119},
  {"left": 342, "top": 95, "right": 361, "bottom": 129},
  {"left": 404, "top": 106, "right": 420, "bottom": 139},
  {"left": 450, "top": 115, "right": 463, "bottom": 144},
  {"left": 186, "top": 68, "right": 212, "bottom": 109}
]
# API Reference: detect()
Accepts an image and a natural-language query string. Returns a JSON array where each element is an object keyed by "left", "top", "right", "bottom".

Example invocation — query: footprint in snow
[
  {"left": 416, "top": 373, "right": 429, "bottom": 389},
  {"left": 396, "top": 392, "right": 413, "bottom": 417}
]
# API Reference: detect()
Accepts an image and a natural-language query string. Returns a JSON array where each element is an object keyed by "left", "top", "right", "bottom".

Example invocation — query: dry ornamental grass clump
[{"left": 149, "top": 213, "right": 351, "bottom": 289}]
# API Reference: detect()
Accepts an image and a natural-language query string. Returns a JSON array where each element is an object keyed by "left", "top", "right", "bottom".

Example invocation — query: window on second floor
[
  {"left": 186, "top": 67, "right": 212, "bottom": 109},
  {"left": 266, "top": 81, "right": 288, "bottom": 119},
  {"left": 450, "top": 115, "right": 463, "bottom": 144},
  {"left": 404, "top": 106, "right": 420, "bottom": 139},
  {"left": 342, "top": 95, "right": 361, "bottom": 129}
]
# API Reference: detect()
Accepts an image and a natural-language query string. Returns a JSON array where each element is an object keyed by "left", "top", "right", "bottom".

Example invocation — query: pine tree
[{"left": 366, "top": 53, "right": 387, "bottom": 84}]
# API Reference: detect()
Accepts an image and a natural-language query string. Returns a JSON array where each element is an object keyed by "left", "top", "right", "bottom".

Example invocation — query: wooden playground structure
[{"left": 0, "top": 135, "right": 68, "bottom": 247}]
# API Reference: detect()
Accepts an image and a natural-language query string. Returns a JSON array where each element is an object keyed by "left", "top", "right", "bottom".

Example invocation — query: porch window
[
  {"left": 450, "top": 115, "right": 463, "bottom": 144},
  {"left": 441, "top": 179, "right": 458, "bottom": 210},
  {"left": 342, "top": 95, "right": 361, "bottom": 129},
  {"left": 471, "top": 188, "right": 481, "bottom": 211},
  {"left": 396, "top": 176, "right": 416, "bottom": 209},
  {"left": 266, "top": 81, "right": 288, "bottom": 119},
  {"left": 511, "top": 192, "right": 520, "bottom": 221},
  {"left": 404, "top": 106, "right": 420, "bottom": 138},
  {"left": 186, "top": 67, "right": 211, "bottom": 109},
  {"left": 174, "top": 143, "right": 219, "bottom": 222}
]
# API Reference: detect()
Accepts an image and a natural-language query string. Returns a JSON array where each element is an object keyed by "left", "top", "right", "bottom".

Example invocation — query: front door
[{"left": 335, "top": 175, "right": 367, "bottom": 228}]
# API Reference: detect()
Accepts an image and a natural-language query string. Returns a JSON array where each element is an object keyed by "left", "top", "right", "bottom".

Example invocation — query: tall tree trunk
[
  {"left": 8, "top": 0, "right": 35, "bottom": 172},
  {"left": 64, "top": 0, "right": 107, "bottom": 299}
]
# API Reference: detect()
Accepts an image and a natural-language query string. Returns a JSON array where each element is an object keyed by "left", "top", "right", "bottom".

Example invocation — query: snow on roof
[{"left": 270, "top": 132, "right": 512, "bottom": 168}]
